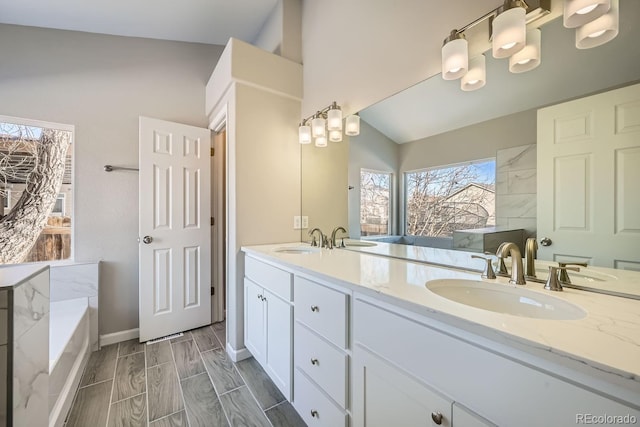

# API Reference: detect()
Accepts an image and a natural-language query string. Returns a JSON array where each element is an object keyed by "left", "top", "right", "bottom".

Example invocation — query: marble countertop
[
  {"left": 0, "top": 264, "right": 49, "bottom": 289},
  {"left": 242, "top": 242, "right": 640, "bottom": 402}
]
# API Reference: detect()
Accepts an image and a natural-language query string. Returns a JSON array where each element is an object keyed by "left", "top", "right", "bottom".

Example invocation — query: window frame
[
  {"left": 0, "top": 114, "right": 75, "bottom": 264},
  {"left": 360, "top": 168, "right": 394, "bottom": 237},
  {"left": 402, "top": 158, "right": 496, "bottom": 238}
]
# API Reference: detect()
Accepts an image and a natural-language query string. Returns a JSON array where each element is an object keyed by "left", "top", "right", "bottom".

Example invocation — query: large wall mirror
[{"left": 301, "top": 0, "right": 639, "bottom": 284}]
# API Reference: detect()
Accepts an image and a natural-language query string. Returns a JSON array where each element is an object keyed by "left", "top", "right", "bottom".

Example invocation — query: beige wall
[
  {"left": 300, "top": 0, "right": 497, "bottom": 117},
  {"left": 0, "top": 24, "right": 223, "bottom": 335}
]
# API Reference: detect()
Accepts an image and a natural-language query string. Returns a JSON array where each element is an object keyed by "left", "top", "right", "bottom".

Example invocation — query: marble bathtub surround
[
  {"left": 50, "top": 261, "right": 100, "bottom": 351},
  {"left": 0, "top": 264, "right": 50, "bottom": 427},
  {"left": 244, "top": 243, "right": 640, "bottom": 407},
  {"left": 495, "top": 144, "right": 537, "bottom": 238}
]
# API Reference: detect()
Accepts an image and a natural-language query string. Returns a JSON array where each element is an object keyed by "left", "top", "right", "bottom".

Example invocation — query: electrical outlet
[
  {"left": 293, "top": 216, "right": 302, "bottom": 229},
  {"left": 301, "top": 216, "right": 309, "bottom": 229}
]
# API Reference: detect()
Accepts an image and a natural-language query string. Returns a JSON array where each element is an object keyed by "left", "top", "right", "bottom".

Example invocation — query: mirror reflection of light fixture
[
  {"left": 509, "top": 28, "right": 541, "bottom": 73},
  {"left": 461, "top": 55, "right": 486, "bottom": 91},
  {"left": 298, "top": 101, "right": 359, "bottom": 146},
  {"left": 564, "top": 0, "right": 610, "bottom": 28},
  {"left": 492, "top": 0, "right": 527, "bottom": 58},
  {"left": 442, "top": 30, "right": 468, "bottom": 80},
  {"left": 576, "top": 0, "right": 618, "bottom": 48},
  {"left": 345, "top": 114, "right": 360, "bottom": 136}
]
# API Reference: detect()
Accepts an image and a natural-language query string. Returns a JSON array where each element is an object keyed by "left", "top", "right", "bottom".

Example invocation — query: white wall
[
  {"left": 0, "top": 24, "right": 223, "bottom": 335},
  {"left": 300, "top": 0, "right": 497, "bottom": 117},
  {"left": 254, "top": 0, "right": 302, "bottom": 64}
]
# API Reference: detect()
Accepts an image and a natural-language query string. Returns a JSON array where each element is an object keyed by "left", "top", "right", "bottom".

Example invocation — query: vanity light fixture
[
  {"left": 509, "top": 28, "right": 542, "bottom": 72},
  {"left": 492, "top": 0, "right": 528, "bottom": 58},
  {"left": 564, "top": 0, "right": 610, "bottom": 28},
  {"left": 442, "top": 30, "right": 468, "bottom": 80},
  {"left": 298, "top": 102, "right": 360, "bottom": 146},
  {"left": 575, "top": 0, "right": 618, "bottom": 48},
  {"left": 461, "top": 55, "right": 487, "bottom": 91}
]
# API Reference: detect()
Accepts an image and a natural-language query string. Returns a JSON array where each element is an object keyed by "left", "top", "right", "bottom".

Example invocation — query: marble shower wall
[
  {"left": 50, "top": 262, "right": 100, "bottom": 351},
  {"left": 496, "top": 144, "right": 537, "bottom": 239}
]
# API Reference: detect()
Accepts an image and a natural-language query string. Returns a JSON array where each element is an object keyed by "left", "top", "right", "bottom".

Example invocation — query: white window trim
[{"left": 360, "top": 168, "right": 394, "bottom": 237}]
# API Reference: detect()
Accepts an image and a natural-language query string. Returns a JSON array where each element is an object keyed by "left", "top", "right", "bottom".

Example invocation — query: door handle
[
  {"left": 540, "top": 237, "right": 552, "bottom": 247},
  {"left": 142, "top": 236, "right": 153, "bottom": 244}
]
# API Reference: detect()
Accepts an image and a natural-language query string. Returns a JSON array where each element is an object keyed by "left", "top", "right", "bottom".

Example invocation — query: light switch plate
[
  {"left": 293, "top": 216, "right": 302, "bottom": 229},
  {"left": 302, "top": 216, "right": 309, "bottom": 229}
]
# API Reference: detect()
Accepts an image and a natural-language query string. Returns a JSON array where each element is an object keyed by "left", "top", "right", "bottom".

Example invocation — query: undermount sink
[
  {"left": 273, "top": 245, "right": 321, "bottom": 254},
  {"left": 426, "top": 279, "right": 586, "bottom": 320}
]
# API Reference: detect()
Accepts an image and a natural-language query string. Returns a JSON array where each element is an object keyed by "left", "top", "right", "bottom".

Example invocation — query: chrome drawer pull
[
  {"left": 311, "top": 305, "right": 319, "bottom": 312},
  {"left": 431, "top": 412, "right": 443, "bottom": 425},
  {"left": 311, "top": 358, "right": 319, "bottom": 365},
  {"left": 311, "top": 410, "right": 319, "bottom": 418}
]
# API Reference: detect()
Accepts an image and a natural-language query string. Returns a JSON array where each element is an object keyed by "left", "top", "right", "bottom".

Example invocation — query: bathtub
[{"left": 49, "top": 297, "right": 90, "bottom": 427}]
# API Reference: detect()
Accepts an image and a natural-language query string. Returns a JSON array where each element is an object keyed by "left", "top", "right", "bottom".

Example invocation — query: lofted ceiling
[{"left": 0, "top": 0, "right": 278, "bottom": 45}]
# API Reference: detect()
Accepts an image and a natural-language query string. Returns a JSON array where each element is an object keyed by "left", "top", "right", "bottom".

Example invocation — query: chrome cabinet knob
[
  {"left": 431, "top": 411, "right": 443, "bottom": 425},
  {"left": 540, "top": 237, "right": 552, "bottom": 247},
  {"left": 310, "top": 410, "right": 319, "bottom": 418},
  {"left": 142, "top": 235, "right": 153, "bottom": 244},
  {"left": 310, "top": 305, "right": 319, "bottom": 312},
  {"left": 311, "top": 358, "right": 319, "bottom": 365}
]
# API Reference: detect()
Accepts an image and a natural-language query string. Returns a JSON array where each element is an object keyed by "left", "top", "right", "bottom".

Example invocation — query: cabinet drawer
[
  {"left": 295, "top": 323, "right": 348, "bottom": 408},
  {"left": 245, "top": 256, "right": 292, "bottom": 301},
  {"left": 294, "top": 368, "right": 347, "bottom": 427},
  {"left": 295, "top": 276, "right": 348, "bottom": 348}
]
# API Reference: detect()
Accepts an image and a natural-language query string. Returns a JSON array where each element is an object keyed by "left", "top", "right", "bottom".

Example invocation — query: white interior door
[
  {"left": 139, "top": 116, "right": 212, "bottom": 342},
  {"left": 537, "top": 83, "right": 640, "bottom": 269}
]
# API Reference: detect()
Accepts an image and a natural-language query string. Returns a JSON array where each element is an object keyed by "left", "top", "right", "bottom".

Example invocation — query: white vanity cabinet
[
  {"left": 352, "top": 294, "right": 638, "bottom": 427},
  {"left": 243, "top": 255, "right": 293, "bottom": 399},
  {"left": 293, "top": 276, "right": 350, "bottom": 427}
]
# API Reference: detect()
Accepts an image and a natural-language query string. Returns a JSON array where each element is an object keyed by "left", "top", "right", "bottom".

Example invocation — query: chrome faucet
[
  {"left": 308, "top": 228, "right": 325, "bottom": 248},
  {"left": 330, "top": 226, "right": 348, "bottom": 249},
  {"left": 496, "top": 242, "right": 526, "bottom": 285},
  {"left": 524, "top": 237, "right": 538, "bottom": 278}
]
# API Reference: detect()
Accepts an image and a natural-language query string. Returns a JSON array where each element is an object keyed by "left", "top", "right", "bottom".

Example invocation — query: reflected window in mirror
[
  {"left": 405, "top": 159, "right": 495, "bottom": 238},
  {"left": 360, "top": 169, "right": 391, "bottom": 236}
]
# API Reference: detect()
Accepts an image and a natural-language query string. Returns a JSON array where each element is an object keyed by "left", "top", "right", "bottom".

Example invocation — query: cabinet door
[
  {"left": 244, "top": 279, "right": 266, "bottom": 364},
  {"left": 353, "top": 346, "right": 452, "bottom": 427},
  {"left": 452, "top": 403, "right": 495, "bottom": 427},
  {"left": 264, "top": 289, "right": 292, "bottom": 399}
]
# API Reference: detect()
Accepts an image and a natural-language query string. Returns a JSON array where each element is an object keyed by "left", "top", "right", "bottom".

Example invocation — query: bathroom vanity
[{"left": 241, "top": 243, "right": 640, "bottom": 427}]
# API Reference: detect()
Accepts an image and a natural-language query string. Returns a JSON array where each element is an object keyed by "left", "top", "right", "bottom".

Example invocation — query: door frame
[{"left": 210, "top": 108, "right": 228, "bottom": 324}]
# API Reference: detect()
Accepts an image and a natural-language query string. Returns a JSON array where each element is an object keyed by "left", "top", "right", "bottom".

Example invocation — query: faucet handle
[
  {"left": 545, "top": 266, "right": 580, "bottom": 291},
  {"left": 558, "top": 262, "right": 588, "bottom": 283},
  {"left": 471, "top": 255, "right": 497, "bottom": 279},
  {"left": 310, "top": 236, "right": 318, "bottom": 247}
]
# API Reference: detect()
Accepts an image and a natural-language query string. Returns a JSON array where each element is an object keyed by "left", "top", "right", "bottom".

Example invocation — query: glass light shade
[
  {"left": 298, "top": 125, "right": 311, "bottom": 144},
  {"left": 492, "top": 6, "right": 526, "bottom": 58},
  {"left": 576, "top": 0, "right": 618, "bottom": 49},
  {"left": 327, "top": 107, "right": 343, "bottom": 131},
  {"left": 345, "top": 114, "right": 360, "bottom": 136},
  {"left": 315, "top": 135, "right": 327, "bottom": 147},
  {"left": 509, "top": 29, "right": 541, "bottom": 73},
  {"left": 461, "top": 55, "right": 486, "bottom": 92},
  {"left": 564, "top": 0, "right": 610, "bottom": 28},
  {"left": 442, "top": 37, "right": 468, "bottom": 80},
  {"left": 329, "top": 130, "right": 342, "bottom": 142},
  {"left": 311, "top": 116, "right": 326, "bottom": 137}
]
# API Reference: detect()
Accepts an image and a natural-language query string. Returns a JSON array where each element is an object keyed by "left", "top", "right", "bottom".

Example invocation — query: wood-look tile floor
[{"left": 66, "top": 321, "right": 307, "bottom": 427}]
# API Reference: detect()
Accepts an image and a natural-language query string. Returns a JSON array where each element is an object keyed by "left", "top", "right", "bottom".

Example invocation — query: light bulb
[
  {"left": 564, "top": 0, "right": 610, "bottom": 28},
  {"left": 311, "top": 116, "right": 326, "bottom": 138},
  {"left": 492, "top": 4, "right": 526, "bottom": 59},
  {"left": 329, "top": 130, "right": 342, "bottom": 142},
  {"left": 315, "top": 136, "right": 327, "bottom": 147},
  {"left": 298, "top": 125, "right": 311, "bottom": 144},
  {"left": 327, "top": 106, "right": 342, "bottom": 131},
  {"left": 509, "top": 28, "right": 541, "bottom": 73},
  {"left": 461, "top": 55, "right": 486, "bottom": 92},
  {"left": 576, "top": 0, "right": 618, "bottom": 49},
  {"left": 345, "top": 115, "right": 360, "bottom": 136},
  {"left": 442, "top": 30, "right": 468, "bottom": 80}
]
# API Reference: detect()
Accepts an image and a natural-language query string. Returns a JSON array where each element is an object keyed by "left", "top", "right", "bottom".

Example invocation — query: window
[
  {"left": 0, "top": 117, "right": 73, "bottom": 262},
  {"left": 360, "top": 169, "right": 391, "bottom": 236},
  {"left": 405, "top": 160, "right": 495, "bottom": 238}
]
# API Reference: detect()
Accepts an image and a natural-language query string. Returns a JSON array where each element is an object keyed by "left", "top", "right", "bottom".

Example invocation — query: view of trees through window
[
  {"left": 0, "top": 120, "right": 73, "bottom": 263},
  {"left": 360, "top": 170, "right": 391, "bottom": 236},
  {"left": 406, "top": 160, "right": 495, "bottom": 238}
]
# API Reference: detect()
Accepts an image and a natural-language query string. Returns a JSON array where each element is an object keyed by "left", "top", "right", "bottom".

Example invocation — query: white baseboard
[
  {"left": 99, "top": 328, "right": 139, "bottom": 347},
  {"left": 227, "top": 342, "right": 251, "bottom": 362}
]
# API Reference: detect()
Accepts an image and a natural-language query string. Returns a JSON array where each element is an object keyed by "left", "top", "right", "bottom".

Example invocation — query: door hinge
[
  {"left": 210, "top": 217, "right": 215, "bottom": 226},
  {"left": 211, "top": 287, "right": 215, "bottom": 295},
  {"left": 210, "top": 147, "right": 215, "bottom": 157}
]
